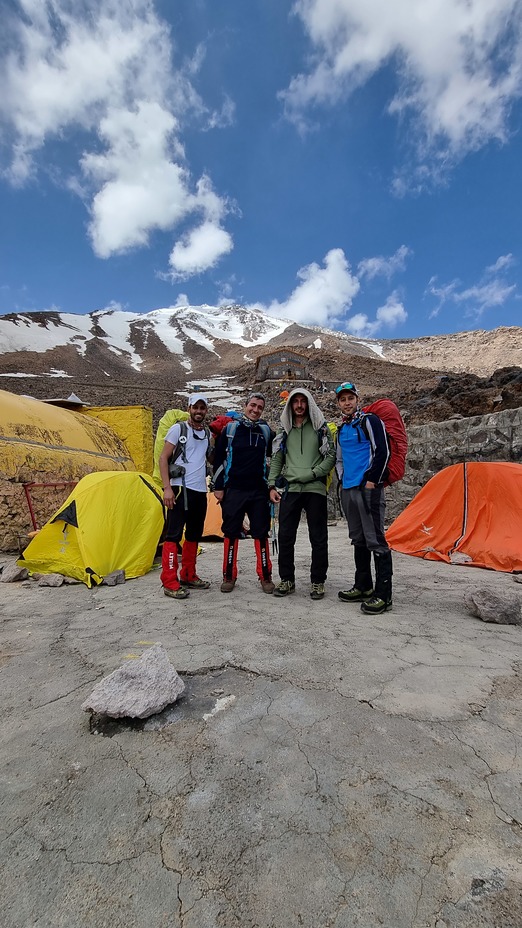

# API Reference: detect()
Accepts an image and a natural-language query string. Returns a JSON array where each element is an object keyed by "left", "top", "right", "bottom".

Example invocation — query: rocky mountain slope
[
  {"left": 0, "top": 306, "right": 520, "bottom": 427},
  {"left": 380, "top": 326, "right": 522, "bottom": 376}
]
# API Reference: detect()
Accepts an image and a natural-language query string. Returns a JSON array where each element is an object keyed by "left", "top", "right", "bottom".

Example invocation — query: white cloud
[
  {"left": 345, "top": 312, "right": 375, "bottom": 337},
  {"left": 0, "top": 0, "right": 232, "bottom": 273},
  {"left": 455, "top": 280, "right": 516, "bottom": 313},
  {"left": 83, "top": 102, "right": 192, "bottom": 256},
  {"left": 204, "top": 96, "right": 236, "bottom": 130},
  {"left": 426, "top": 256, "right": 517, "bottom": 317},
  {"left": 241, "top": 247, "right": 410, "bottom": 334},
  {"left": 426, "top": 277, "right": 460, "bottom": 318},
  {"left": 283, "top": 0, "right": 522, "bottom": 183},
  {"left": 358, "top": 245, "right": 412, "bottom": 280},
  {"left": 169, "top": 222, "right": 233, "bottom": 279},
  {"left": 486, "top": 254, "right": 515, "bottom": 275},
  {"left": 262, "top": 248, "right": 360, "bottom": 326},
  {"left": 345, "top": 292, "right": 407, "bottom": 337}
]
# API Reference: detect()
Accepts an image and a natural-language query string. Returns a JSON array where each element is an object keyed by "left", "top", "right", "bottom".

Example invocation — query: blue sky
[{"left": 0, "top": 0, "right": 521, "bottom": 339}]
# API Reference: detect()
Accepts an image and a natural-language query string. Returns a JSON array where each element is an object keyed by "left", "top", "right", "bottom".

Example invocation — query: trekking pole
[{"left": 270, "top": 502, "right": 279, "bottom": 556}]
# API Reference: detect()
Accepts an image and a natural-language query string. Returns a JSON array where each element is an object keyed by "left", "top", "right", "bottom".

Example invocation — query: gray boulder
[
  {"left": 37, "top": 573, "right": 65, "bottom": 587},
  {"left": 464, "top": 589, "right": 522, "bottom": 626},
  {"left": 82, "top": 644, "right": 185, "bottom": 718},
  {"left": 0, "top": 564, "right": 29, "bottom": 583},
  {"left": 101, "top": 570, "right": 126, "bottom": 586}
]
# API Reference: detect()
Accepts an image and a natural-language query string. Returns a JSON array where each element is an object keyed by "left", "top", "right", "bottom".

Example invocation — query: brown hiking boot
[
  {"left": 260, "top": 578, "right": 275, "bottom": 594},
  {"left": 180, "top": 577, "right": 211, "bottom": 589},
  {"left": 220, "top": 578, "right": 236, "bottom": 593},
  {"left": 163, "top": 586, "right": 190, "bottom": 600}
]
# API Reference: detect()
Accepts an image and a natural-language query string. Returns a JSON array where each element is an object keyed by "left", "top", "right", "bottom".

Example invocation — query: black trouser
[
  {"left": 220, "top": 487, "right": 271, "bottom": 539},
  {"left": 165, "top": 488, "right": 207, "bottom": 543},
  {"left": 341, "top": 486, "right": 392, "bottom": 601},
  {"left": 277, "top": 491, "right": 328, "bottom": 584}
]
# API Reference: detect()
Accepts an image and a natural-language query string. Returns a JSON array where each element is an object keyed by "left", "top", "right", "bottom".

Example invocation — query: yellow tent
[{"left": 18, "top": 471, "right": 165, "bottom": 587}]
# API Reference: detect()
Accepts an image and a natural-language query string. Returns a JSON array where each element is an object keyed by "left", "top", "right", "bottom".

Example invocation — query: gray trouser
[{"left": 341, "top": 487, "right": 389, "bottom": 555}]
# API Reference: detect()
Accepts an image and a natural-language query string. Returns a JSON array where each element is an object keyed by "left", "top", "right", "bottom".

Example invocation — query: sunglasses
[{"left": 335, "top": 382, "right": 357, "bottom": 395}]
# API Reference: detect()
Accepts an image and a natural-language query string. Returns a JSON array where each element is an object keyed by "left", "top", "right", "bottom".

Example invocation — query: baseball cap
[
  {"left": 188, "top": 393, "right": 208, "bottom": 407},
  {"left": 335, "top": 382, "right": 359, "bottom": 397}
]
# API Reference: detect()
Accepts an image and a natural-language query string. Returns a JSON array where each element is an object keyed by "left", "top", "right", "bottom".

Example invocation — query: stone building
[{"left": 255, "top": 350, "right": 310, "bottom": 383}]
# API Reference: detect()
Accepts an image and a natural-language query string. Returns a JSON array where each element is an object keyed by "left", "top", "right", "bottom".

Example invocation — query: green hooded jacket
[{"left": 268, "top": 388, "right": 336, "bottom": 496}]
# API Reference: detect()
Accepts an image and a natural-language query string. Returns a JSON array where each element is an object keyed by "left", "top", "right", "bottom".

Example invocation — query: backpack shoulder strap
[
  {"left": 212, "top": 419, "right": 240, "bottom": 487},
  {"left": 272, "top": 428, "right": 287, "bottom": 456},
  {"left": 169, "top": 420, "right": 188, "bottom": 465},
  {"left": 225, "top": 419, "right": 240, "bottom": 441},
  {"left": 258, "top": 422, "right": 271, "bottom": 445},
  {"left": 357, "top": 413, "right": 370, "bottom": 439}
]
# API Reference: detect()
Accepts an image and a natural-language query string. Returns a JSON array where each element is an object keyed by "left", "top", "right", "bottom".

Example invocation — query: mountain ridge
[{"left": 0, "top": 307, "right": 520, "bottom": 427}]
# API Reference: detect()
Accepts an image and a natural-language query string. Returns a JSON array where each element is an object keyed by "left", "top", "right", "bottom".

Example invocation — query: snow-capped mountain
[
  {"left": 1, "top": 304, "right": 520, "bottom": 379},
  {"left": 0, "top": 304, "right": 520, "bottom": 422},
  {"left": 0, "top": 303, "right": 388, "bottom": 378}
]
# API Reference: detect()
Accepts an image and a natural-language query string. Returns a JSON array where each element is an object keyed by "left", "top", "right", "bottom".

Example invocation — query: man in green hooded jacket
[{"left": 268, "top": 388, "right": 335, "bottom": 600}]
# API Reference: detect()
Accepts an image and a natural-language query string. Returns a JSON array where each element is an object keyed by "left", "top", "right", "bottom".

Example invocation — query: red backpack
[{"left": 362, "top": 399, "right": 408, "bottom": 487}]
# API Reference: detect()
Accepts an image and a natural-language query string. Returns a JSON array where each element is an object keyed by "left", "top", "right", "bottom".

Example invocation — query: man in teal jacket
[{"left": 268, "top": 388, "right": 335, "bottom": 600}]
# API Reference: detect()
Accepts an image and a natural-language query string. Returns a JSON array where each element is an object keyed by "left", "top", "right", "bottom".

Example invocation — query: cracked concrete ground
[{"left": 1, "top": 523, "right": 521, "bottom": 928}]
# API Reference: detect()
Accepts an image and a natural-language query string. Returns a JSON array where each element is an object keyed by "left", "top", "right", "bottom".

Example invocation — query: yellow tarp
[
  {"left": 0, "top": 389, "right": 135, "bottom": 480},
  {"left": 18, "top": 471, "right": 165, "bottom": 586}
]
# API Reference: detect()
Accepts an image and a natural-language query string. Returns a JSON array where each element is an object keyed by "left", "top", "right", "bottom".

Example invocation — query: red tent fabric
[{"left": 386, "top": 462, "right": 522, "bottom": 573}]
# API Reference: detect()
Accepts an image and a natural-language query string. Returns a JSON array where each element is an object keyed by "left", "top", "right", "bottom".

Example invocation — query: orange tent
[
  {"left": 386, "top": 462, "right": 522, "bottom": 573},
  {"left": 202, "top": 492, "right": 223, "bottom": 539}
]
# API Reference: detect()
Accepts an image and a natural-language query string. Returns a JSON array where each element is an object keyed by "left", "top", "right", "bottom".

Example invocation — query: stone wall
[
  {"left": 385, "top": 407, "right": 522, "bottom": 522},
  {"left": 1, "top": 472, "right": 80, "bottom": 553}
]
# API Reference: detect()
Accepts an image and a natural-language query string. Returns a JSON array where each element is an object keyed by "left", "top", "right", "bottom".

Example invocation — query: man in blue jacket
[{"left": 335, "top": 381, "right": 393, "bottom": 614}]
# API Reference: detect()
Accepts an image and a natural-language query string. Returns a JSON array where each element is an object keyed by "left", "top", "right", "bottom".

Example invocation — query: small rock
[
  {"left": 0, "top": 564, "right": 29, "bottom": 583},
  {"left": 101, "top": 570, "right": 125, "bottom": 586},
  {"left": 82, "top": 644, "right": 185, "bottom": 719},
  {"left": 464, "top": 589, "right": 522, "bottom": 626},
  {"left": 37, "top": 573, "right": 65, "bottom": 587},
  {"left": 450, "top": 551, "right": 473, "bottom": 565}
]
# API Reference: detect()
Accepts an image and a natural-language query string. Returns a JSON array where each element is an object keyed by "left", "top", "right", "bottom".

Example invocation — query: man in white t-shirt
[{"left": 158, "top": 394, "right": 211, "bottom": 600}]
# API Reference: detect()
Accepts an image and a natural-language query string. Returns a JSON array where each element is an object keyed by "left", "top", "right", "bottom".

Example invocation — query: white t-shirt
[{"left": 164, "top": 423, "right": 208, "bottom": 493}]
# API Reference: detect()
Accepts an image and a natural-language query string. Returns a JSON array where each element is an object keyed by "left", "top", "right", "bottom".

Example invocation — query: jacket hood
[{"left": 280, "top": 388, "right": 326, "bottom": 433}]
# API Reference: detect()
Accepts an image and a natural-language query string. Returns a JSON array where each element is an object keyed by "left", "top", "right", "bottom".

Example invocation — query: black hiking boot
[
  {"left": 360, "top": 595, "right": 392, "bottom": 615},
  {"left": 338, "top": 586, "right": 373, "bottom": 602}
]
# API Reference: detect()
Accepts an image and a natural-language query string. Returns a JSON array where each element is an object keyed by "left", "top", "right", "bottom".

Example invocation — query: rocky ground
[
  {"left": 2, "top": 355, "right": 521, "bottom": 431},
  {"left": 1, "top": 527, "right": 521, "bottom": 928}
]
